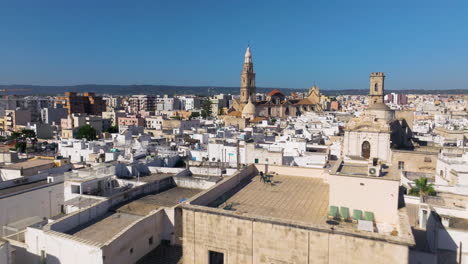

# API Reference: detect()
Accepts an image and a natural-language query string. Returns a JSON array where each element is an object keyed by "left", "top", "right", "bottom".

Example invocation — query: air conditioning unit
[{"left": 368, "top": 165, "right": 381, "bottom": 177}]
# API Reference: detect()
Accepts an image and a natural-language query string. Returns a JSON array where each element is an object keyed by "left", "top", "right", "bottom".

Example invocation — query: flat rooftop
[
  {"left": 0, "top": 179, "right": 50, "bottom": 197},
  {"left": 447, "top": 216, "right": 468, "bottom": 231},
  {"left": 129, "top": 173, "right": 175, "bottom": 183},
  {"left": 4, "top": 158, "right": 54, "bottom": 170},
  {"left": 117, "top": 187, "right": 203, "bottom": 216},
  {"left": 65, "top": 185, "right": 203, "bottom": 244},
  {"left": 215, "top": 175, "right": 329, "bottom": 225},
  {"left": 68, "top": 212, "right": 142, "bottom": 244},
  {"left": 64, "top": 196, "right": 103, "bottom": 208},
  {"left": 426, "top": 192, "right": 468, "bottom": 210},
  {"left": 332, "top": 160, "right": 400, "bottom": 180}
]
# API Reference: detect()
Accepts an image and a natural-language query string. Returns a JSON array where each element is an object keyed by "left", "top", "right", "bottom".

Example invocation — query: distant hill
[{"left": 0, "top": 84, "right": 466, "bottom": 96}]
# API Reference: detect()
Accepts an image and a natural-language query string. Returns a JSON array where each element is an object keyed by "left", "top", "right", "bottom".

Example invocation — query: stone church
[
  {"left": 342, "top": 72, "right": 412, "bottom": 162},
  {"left": 231, "top": 47, "right": 322, "bottom": 119}
]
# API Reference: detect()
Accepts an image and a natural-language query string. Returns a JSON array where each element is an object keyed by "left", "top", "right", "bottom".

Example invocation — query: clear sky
[{"left": 0, "top": 0, "right": 467, "bottom": 90}]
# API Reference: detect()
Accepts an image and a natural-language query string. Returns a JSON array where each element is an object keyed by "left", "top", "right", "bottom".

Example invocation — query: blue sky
[{"left": 0, "top": 0, "right": 467, "bottom": 90}]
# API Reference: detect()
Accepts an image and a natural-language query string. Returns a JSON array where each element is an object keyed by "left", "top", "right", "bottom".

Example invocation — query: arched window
[
  {"left": 374, "top": 83, "right": 379, "bottom": 92},
  {"left": 285, "top": 107, "right": 290, "bottom": 116},
  {"left": 440, "top": 170, "right": 444, "bottom": 177},
  {"left": 361, "top": 141, "right": 371, "bottom": 159}
]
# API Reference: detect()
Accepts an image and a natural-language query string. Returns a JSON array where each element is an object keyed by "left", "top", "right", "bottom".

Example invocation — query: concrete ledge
[{"left": 181, "top": 204, "right": 415, "bottom": 247}]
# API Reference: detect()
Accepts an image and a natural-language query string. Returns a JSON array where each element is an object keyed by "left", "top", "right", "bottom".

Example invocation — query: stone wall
[
  {"left": 343, "top": 130, "right": 391, "bottom": 162},
  {"left": 25, "top": 227, "right": 103, "bottom": 264},
  {"left": 329, "top": 174, "right": 399, "bottom": 224},
  {"left": 0, "top": 183, "right": 64, "bottom": 237},
  {"left": 182, "top": 209, "right": 410, "bottom": 264},
  {"left": 190, "top": 164, "right": 257, "bottom": 206},
  {"left": 392, "top": 149, "right": 437, "bottom": 173},
  {"left": 255, "top": 164, "right": 328, "bottom": 180},
  {"left": 102, "top": 210, "right": 166, "bottom": 264}
]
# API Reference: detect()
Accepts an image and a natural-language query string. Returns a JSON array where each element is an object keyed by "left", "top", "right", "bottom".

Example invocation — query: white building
[{"left": 435, "top": 149, "right": 468, "bottom": 195}]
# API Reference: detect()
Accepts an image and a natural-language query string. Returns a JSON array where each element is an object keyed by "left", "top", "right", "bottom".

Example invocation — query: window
[
  {"left": 254, "top": 158, "right": 259, "bottom": 164},
  {"left": 209, "top": 251, "right": 224, "bottom": 264},
  {"left": 130, "top": 248, "right": 134, "bottom": 254},
  {"left": 361, "top": 141, "right": 371, "bottom": 159},
  {"left": 374, "top": 83, "right": 378, "bottom": 91},
  {"left": 424, "top": 157, "right": 432, "bottom": 163},
  {"left": 71, "top": 185, "right": 81, "bottom": 194},
  {"left": 149, "top": 236, "right": 153, "bottom": 245},
  {"left": 398, "top": 161, "right": 405, "bottom": 170}
]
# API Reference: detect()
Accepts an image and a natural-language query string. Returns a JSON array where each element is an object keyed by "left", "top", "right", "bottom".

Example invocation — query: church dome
[{"left": 242, "top": 97, "right": 256, "bottom": 116}]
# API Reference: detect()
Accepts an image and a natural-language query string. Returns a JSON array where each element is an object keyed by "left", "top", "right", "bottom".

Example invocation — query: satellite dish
[{"left": 369, "top": 168, "right": 376, "bottom": 175}]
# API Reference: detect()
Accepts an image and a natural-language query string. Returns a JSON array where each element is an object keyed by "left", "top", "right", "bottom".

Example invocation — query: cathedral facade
[
  {"left": 231, "top": 47, "right": 322, "bottom": 119},
  {"left": 342, "top": 72, "right": 412, "bottom": 162}
]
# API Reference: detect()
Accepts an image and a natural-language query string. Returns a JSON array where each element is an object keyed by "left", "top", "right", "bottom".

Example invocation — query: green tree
[
  {"left": 21, "top": 129, "right": 36, "bottom": 139},
  {"left": 106, "top": 126, "right": 119, "bottom": 133},
  {"left": 409, "top": 177, "right": 436, "bottom": 197},
  {"left": 189, "top": 111, "right": 200, "bottom": 120},
  {"left": 15, "top": 142, "right": 26, "bottom": 153},
  {"left": 201, "top": 99, "right": 213, "bottom": 119},
  {"left": 76, "top": 125, "right": 97, "bottom": 141},
  {"left": 10, "top": 131, "right": 21, "bottom": 140}
]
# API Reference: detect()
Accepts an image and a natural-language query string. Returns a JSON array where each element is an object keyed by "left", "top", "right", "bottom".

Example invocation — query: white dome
[{"left": 242, "top": 97, "right": 256, "bottom": 115}]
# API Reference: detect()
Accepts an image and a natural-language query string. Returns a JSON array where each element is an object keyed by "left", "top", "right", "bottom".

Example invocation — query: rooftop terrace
[
  {"left": 213, "top": 175, "right": 329, "bottom": 225},
  {"left": 4, "top": 158, "right": 54, "bottom": 170},
  {"left": 63, "top": 183, "right": 203, "bottom": 244},
  {"left": 181, "top": 166, "right": 415, "bottom": 246},
  {"left": 129, "top": 173, "right": 176, "bottom": 183},
  {"left": 0, "top": 179, "right": 51, "bottom": 197},
  {"left": 117, "top": 187, "right": 203, "bottom": 216},
  {"left": 67, "top": 212, "right": 142, "bottom": 244},
  {"left": 331, "top": 159, "right": 400, "bottom": 180}
]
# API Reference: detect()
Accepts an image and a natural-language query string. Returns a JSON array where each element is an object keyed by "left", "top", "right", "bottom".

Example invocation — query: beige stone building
[
  {"left": 181, "top": 164, "right": 414, "bottom": 264},
  {"left": 342, "top": 72, "right": 412, "bottom": 162}
]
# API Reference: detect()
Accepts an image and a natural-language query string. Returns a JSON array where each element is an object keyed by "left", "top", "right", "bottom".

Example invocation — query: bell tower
[
  {"left": 240, "top": 46, "right": 256, "bottom": 104},
  {"left": 369, "top": 72, "right": 385, "bottom": 106}
]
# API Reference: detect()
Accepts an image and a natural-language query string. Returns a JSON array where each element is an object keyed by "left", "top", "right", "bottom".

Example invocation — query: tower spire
[
  {"left": 240, "top": 45, "right": 256, "bottom": 104},
  {"left": 369, "top": 72, "right": 385, "bottom": 106},
  {"left": 244, "top": 46, "right": 252, "bottom": 64}
]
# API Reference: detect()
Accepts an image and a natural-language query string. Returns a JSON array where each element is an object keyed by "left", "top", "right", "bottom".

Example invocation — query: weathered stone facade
[
  {"left": 343, "top": 72, "right": 412, "bottom": 162},
  {"left": 181, "top": 208, "right": 412, "bottom": 264},
  {"left": 369, "top": 72, "right": 385, "bottom": 106},
  {"left": 240, "top": 46, "right": 256, "bottom": 105}
]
